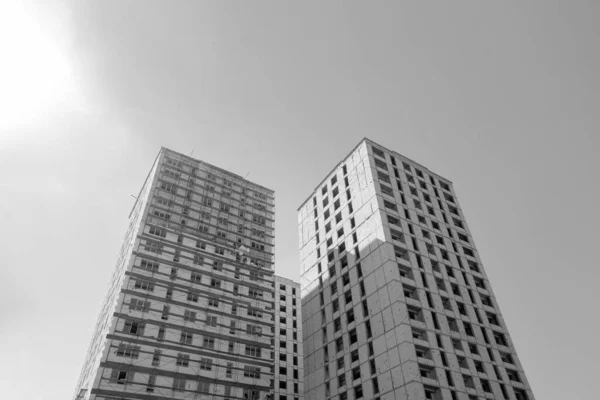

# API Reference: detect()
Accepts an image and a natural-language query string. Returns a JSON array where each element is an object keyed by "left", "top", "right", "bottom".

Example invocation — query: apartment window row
[
  {"left": 395, "top": 262, "right": 498, "bottom": 333},
  {"left": 406, "top": 304, "right": 511, "bottom": 350},
  {"left": 151, "top": 201, "right": 273, "bottom": 250},
  {"left": 134, "top": 259, "right": 273, "bottom": 304},
  {"left": 156, "top": 179, "right": 273, "bottom": 225},
  {"left": 132, "top": 269, "right": 270, "bottom": 303},
  {"left": 153, "top": 196, "right": 273, "bottom": 254},
  {"left": 140, "top": 236, "right": 273, "bottom": 280},
  {"left": 386, "top": 217, "right": 484, "bottom": 280},
  {"left": 371, "top": 145, "right": 452, "bottom": 194},
  {"left": 377, "top": 178, "right": 465, "bottom": 235},
  {"left": 110, "top": 367, "right": 268, "bottom": 395},
  {"left": 122, "top": 292, "right": 272, "bottom": 334},
  {"left": 163, "top": 156, "right": 272, "bottom": 203}
]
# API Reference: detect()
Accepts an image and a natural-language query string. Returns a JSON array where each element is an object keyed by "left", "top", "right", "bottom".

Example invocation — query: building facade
[
  {"left": 273, "top": 275, "right": 304, "bottom": 400},
  {"left": 298, "top": 138, "right": 535, "bottom": 400},
  {"left": 74, "top": 148, "right": 276, "bottom": 400}
]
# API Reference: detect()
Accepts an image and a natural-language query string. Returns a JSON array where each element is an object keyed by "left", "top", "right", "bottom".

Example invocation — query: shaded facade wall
[
  {"left": 273, "top": 275, "right": 304, "bottom": 400},
  {"left": 75, "top": 148, "right": 276, "bottom": 400},
  {"left": 299, "top": 138, "right": 535, "bottom": 400}
]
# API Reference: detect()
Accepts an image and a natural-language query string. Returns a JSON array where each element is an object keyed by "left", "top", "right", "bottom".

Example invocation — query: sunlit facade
[{"left": 298, "top": 138, "right": 535, "bottom": 400}]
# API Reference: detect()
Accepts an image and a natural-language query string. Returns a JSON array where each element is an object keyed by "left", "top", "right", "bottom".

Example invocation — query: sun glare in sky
[{"left": 0, "top": 1, "right": 76, "bottom": 133}]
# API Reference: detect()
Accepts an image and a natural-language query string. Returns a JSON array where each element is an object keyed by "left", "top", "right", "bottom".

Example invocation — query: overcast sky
[{"left": 0, "top": 1, "right": 598, "bottom": 399}]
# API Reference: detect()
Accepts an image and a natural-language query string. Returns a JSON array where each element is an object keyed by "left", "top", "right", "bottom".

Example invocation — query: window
[
  {"left": 243, "top": 366, "right": 261, "bottom": 379},
  {"left": 134, "top": 279, "right": 155, "bottom": 292},
  {"left": 487, "top": 312, "right": 500, "bottom": 326},
  {"left": 507, "top": 368, "right": 522, "bottom": 383},
  {"left": 415, "top": 345, "right": 432, "bottom": 360},
  {"left": 372, "top": 146, "right": 385, "bottom": 159},
  {"left": 384, "top": 200, "right": 397, "bottom": 211},
  {"left": 336, "top": 336, "right": 344, "bottom": 353},
  {"left": 468, "top": 343, "right": 479, "bottom": 356},
  {"left": 514, "top": 388, "right": 530, "bottom": 400},
  {"left": 338, "top": 373, "right": 346, "bottom": 387},
  {"left": 344, "top": 290, "right": 352, "bottom": 305},
  {"left": 407, "top": 306, "right": 423, "bottom": 322},
  {"left": 452, "top": 339, "right": 463, "bottom": 352},
  {"left": 463, "top": 246, "right": 475, "bottom": 257},
  {"left": 139, "top": 258, "right": 159, "bottom": 272},
  {"left": 148, "top": 225, "right": 166, "bottom": 237},
  {"left": 352, "top": 366, "right": 361, "bottom": 381},
  {"left": 424, "top": 386, "right": 439, "bottom": 400},
  {"left": 183, "top": 310, "right": 196, "bottom": 322},
  {"left": 110, "top": 369, "right": 133, "bottom": 385},
  {"left": 474, "top": 276, "right": 486, "bottom": 289},
  {"left": 388, "top": 214, "right": 401, "bottom": 227},
  {"left": 116, "top": 344, "right": 140, "bottom": 359},
  {"left": 468, "top": 260, "right": 480, "bottom": 273},
  {"left": 341, "top": 256, "right": 349, "bottom": 268},
  {"left": 245, "top": 344, "right": 261, "bottom": 357},
  {"left": 500, "top": 351, "right": 514, "bottom": 364},
  {"left": 208, "top": 297, "right": 219, "bottom": 307},
  {"left": 334, "top": 199, "right": 341, "bottom": 210},
  {"left": 426, "top": 243, "right": 435, "bottom": 255},
  {"left": 199, "top": 358, "right": 213, "bottom": 371},
  {"left": 398, "top": 265, "right": 413, "bottom": 279},
  {"left": 176, "top": 353, "right": 190, "bottom": 367},
  {"left": 210, "top": 278, "right": 221, "bottom": 288},
  {"left": 123, "top": 320, "right": 145, "bottom": 335},
  {"left": 419, "top": 364, "right": 436, "bottom": 379},
  {"left": 349, "top": 328, "right": 357, "bottom": 344},
  {"left": 248, "top": 307, "right": 262, "bottom": 318},
  {"left": 334, "top": 317, "right": 342, "bottom": 332},
  {"left": 180, "top": 331, "right": 193, "bottom": 344},
  {"left": 464, "top": 322, "right": 474, "bottom": 337},
  {"left": 332, "top": 298, "right": 340, "bottom": 313},
  {"left": 330, "top": 281, "right": 338, "bottom": 296},
  {"left": 187, "top": 291, "right": 199, "bottom": 302},
  {"left": 129, "top": 298, "right": 150, "bottom": 312},
  {"left": 196, "top": 381, "right": 210, "bottom": 393},
  {"left": 380, "top": 183, "right": 394, "bottom": 197},
  {"left": 206, "top": 315, "right": 217, "bottom": 326},
  {"left": 247, "top": 324, "right": 262, "bottom": 336},
  {"left": 474, "top": 360, "right": 484, "bottom": 373},
  {"left": 463, "top": 374, "right": 475, "bottom": 389},
  {"left": 171, "top": 377, "right": 187, "bottom": 391},
  {"left": 448, "top": 318, "right": 459, "bottom": 332},
  {"left": 435, "top": 278, "right": 446, "bottom": 292}
]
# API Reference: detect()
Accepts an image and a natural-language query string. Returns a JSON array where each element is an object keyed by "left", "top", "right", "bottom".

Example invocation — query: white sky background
[{"left": 0, "top": 1, "right": 598, "bottom": 399}]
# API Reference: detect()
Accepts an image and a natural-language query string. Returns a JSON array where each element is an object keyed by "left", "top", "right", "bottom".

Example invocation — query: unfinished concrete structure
[
  {"left": 298, "top": 138, "right": 535, "bottom": 400},
  {"left": 273, "top": 275, "right": 304, "bottom": 400},
  {"left": 74, "top": 148, "right": 276, "bottom": 400}
]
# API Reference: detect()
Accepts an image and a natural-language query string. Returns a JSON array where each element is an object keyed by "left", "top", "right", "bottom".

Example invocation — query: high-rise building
[
  {"left": 273, "top": 275, "right": 304, "bottom": 400},
  {"left": 74, "top": 148, "right": 276, "bottom": 400},
  {"left": 298, "top": 138, "right": 535, "bottom": 400}
]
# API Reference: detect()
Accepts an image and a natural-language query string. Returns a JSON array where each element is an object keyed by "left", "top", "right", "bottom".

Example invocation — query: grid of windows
[
  {"left": 273, "top": 276, "right": 303, "bottom": 400},
  {"left": 73, "top": 148, "right": 280, "bottom": 400},
  {"left": 299, "top": 139, "right": 534, "bottom": 400}
]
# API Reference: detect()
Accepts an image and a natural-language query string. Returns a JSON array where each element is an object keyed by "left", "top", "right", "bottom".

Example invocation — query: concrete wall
[
  {"left": 274, "top": 275, "right": 304, "bottom": 400},
  {"left": 299, "top": 138, "right": 535, "bottom": 400}
]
